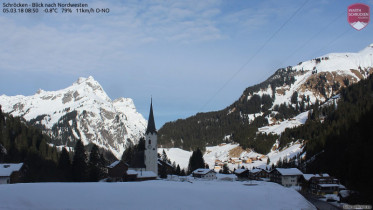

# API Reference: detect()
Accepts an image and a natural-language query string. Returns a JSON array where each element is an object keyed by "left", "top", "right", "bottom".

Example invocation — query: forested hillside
[
  {"left": 278, "top": 75, "right": 373, "bottom": 203},
  {"left": 0, "top": 106, "right": 108, "bottom": 182},
  {"left": 159, "top": 44, "right": 373, "bottom": 154},
  {"left": 159, "top": 67, "right": 313, "bottom": 153}
]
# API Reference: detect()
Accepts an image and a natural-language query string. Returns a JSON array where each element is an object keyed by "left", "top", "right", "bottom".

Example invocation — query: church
[
  {"left": 107, "top": 99, "right": 160, "bottom": 181},
  {"left": 126, "top": 99, "right": 158, "bottom": 179}
]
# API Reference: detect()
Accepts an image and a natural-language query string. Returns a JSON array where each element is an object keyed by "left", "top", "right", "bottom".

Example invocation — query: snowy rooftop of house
[
  {"left": 107, "top": 161, "right": 121, "bottom": 168},
  {"left": 193, "top": 169, "right": 215, "bottom": 175},
  {"left": 276, "top": 168, "right": 303, "bottom": 176},
  {"left": 0, "top": 163, "right": 23, "bottom": 176},
  {"left": 251, "top": 168, "right": 263, "bottom": 174},
  {"left": 126, "top": 170, "right": 138, "bottom": 175},
  {"left": 302, "top": 173, "right": 330, "bottom": 181},
  {"left": 318, "top": 184, "right": 344, "bottom": 188},
  {"left": 137, "top": 171, "right": 157, "bottom": 178},
  {"left": 234, "top": 169, "right": 248, "bottom": 174}
]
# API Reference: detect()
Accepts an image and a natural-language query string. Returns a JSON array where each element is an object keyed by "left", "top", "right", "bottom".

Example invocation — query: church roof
[{"left": 146, "top": 99, "right": 157, "bottom": 135}]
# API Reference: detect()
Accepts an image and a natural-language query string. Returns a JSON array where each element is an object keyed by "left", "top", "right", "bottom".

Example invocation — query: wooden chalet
[
  {"left": 192, "top": 169, "right": 216, "bottom": 180},
  {"left": 107, "top": 160, "right": 128, "bottom": 182},
  {"left": 270, "top": 168, "right": 303, "bottom": 187},
  {"left": 309, "top": 175, "right": 344, "bottom": 195},
  {"left": 249, "top": 168, "right": 269, "bottom": 180},
  {"left": 234, "top": 169, "right": 250, "bottom": 180},
  {"left": 0, "top": 163, "right": 23, "bottom": 184}
]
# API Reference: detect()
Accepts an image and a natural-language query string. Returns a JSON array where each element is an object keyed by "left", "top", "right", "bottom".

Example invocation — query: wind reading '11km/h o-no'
[{"left": 2, "top": 2, "right": 110, "bottom": 14}]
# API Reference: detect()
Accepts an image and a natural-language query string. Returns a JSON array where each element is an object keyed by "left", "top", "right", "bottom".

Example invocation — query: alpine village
[{"left": 1, "top": 44, "right": 373, "bottom": 209}]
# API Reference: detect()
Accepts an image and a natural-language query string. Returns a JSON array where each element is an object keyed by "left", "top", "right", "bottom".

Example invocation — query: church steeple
[{"left": 146, "top": 98, "right": 157, "bottom": 135}]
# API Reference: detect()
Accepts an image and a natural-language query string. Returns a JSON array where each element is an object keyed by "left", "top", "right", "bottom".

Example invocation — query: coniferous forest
[
  {"left": 0, "top": 108, "right": 108, "bottom": 182},
  {"left": 278, "top": 75, "right": 373, "bottom": 203}
]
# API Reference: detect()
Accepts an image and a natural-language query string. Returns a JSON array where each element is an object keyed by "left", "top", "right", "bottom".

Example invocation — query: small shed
[
  {"left": 192, "top": 169, "right": 216, "bottom": 180},
  {"left": 107, "top": 160, "right": 128, "bottom": 182},
  {"left": 0, "top": 163, "right": 24, "bottom": 184}
]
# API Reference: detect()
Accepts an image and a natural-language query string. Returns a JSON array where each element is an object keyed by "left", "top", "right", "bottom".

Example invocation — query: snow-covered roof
[
  {"left": 275, "top": 168, "right": 303, "bottom": 176},
  {"left": 339, "top": 190, "right": 350, "bottom": 198},
  {"left": 234, "top": 169, "right": 248, "bottom": 174},
  {"left": 108, "top": 160, "right": 121, "bottom": 168},
  {"left": 0, "top": 163, "right": 23, "bottom": 177},
  {"left": 302, "top": 173, "right": 330, "bottom": 181},
  {"left": 318, "top": 184, "right": 344, "bottom": 188},
  {"left": 126, "top": 170, "right": 138, "bottom": 175},
  {"left": 250, "top": 168, "right": 263, "bottom": 174},
  {"left": 193, "top": 169, "right": 215, "bottom": 175},
  {"left": 137, "top": 171, "right": 157, "bottom": 178}
]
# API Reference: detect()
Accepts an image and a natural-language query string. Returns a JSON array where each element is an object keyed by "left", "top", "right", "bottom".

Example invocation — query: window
[{"left": 149, "top": 139, "right": 151, "bottom": 145}]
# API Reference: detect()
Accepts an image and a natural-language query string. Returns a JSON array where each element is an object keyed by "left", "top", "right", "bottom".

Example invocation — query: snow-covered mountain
[
  {"left": 0, "top": 76, "right": 147, "bottom": 159},
  {"left": 159, "top": 43, "right": 373, "bottom": 150},
  {"left": 247, "top": 43, "right": 373, "bottom": 108}
]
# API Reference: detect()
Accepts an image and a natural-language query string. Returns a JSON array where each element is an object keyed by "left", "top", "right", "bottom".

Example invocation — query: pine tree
[
  {"left": 187, "top": 148, "right": 205, "bottom": 174},
  {"left": 72, "top": 140, "right": 87, "bottom": 182},
  {"left": 121, "top": 146, "right": 134, "bottom": 164},
  {"left": 58, "top": 147, "right": 72, "bottom": 181},
  {"left": 88, "top": 144, "right": 103, "bottom": 182},
  {"left": 176, "top": 164, "right": 181, "bottom": 175},
  {"left": 222, "top": 164, "right": 230, "bottom": 174}
]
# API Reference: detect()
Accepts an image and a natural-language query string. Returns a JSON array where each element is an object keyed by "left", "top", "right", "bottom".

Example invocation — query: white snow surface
[
  {"left": 293, "top": 44, "right": 373, "bottom": 73},
  {"left": 0, "top": 76, "right": 147, "bottom": 159},
  {"left": 0, "top": 180, "right": 315, "bottom": 210},
  {"left": 258, "top": 111, "right": 309, "bottom": 135},
  {"left": 161, "top": 142, "right": 304, "bottom": 171}
]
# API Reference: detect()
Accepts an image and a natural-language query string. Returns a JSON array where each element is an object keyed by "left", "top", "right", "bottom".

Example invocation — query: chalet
[
  {"left": 192, "top": 169, "right": 216, "bottom": 180},
  {"left": 234, "top": 168, "right": 250, "bottom": 180},
  {"left": 300, "top": 173, "right": 329, "bottom": 191},
  {"left": 249, "top": 168, "right": 269, "bottom": 180},
  {"left": 0, "top": 163, "right": 23, "bottom": 184},
  {"left": 107, "top": 160, "right": 128, "bottom": 182},
  {"left": 270, "top": 168, "right": 303, "bottom": 187},
  {"left": 309, "top": 175, "right": 344, "bottom": 195}
]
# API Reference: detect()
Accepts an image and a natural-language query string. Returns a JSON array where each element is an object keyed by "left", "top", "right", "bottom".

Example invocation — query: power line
[{"left": 199, "top": 0, "right": 311, "bottom": 112}]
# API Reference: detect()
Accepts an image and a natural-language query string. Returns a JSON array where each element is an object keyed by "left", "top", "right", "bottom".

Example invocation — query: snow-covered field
[{"left": 0, "top": 179, "right": 315, "bottom": 210}]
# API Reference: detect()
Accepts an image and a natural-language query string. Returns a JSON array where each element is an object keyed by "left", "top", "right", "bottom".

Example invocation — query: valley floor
[{"left": 0, "top": 177, "right": 315, "bottom": 210}]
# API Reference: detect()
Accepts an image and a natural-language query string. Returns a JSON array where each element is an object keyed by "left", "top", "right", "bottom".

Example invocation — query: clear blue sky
[{"left": 1, "top": 0, "right": 373, "bottom": 127}]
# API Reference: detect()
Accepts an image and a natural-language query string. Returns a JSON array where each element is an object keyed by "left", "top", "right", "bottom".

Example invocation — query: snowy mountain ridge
[
  {"left": 158, "top": 43, "right": 373, "bottom": 154},
  {"left": 0, "top": 76, "right": 147, "bottom": 159}
]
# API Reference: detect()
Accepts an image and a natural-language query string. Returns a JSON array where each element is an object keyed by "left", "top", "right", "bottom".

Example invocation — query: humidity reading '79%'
[{"left": 2, "top": 2, "right": 110, "bottom": 14}]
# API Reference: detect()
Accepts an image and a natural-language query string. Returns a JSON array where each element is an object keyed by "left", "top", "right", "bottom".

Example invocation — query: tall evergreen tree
[
  {"left": 58, "top": 147, "right": 72, "bottom": 181},
  {"left": 187, "top": 148, "right": 205, "bottom": 174},
  {"left": 88, "top": 144, "right": 103, "bottom": 182},
  {"left": 72, "top": 140, "right": 87, "bottom": 182}
]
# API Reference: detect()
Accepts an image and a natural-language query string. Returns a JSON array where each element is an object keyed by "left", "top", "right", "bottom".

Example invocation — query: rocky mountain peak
[{"left": 0, "top": 77, "right": 147, "bottom": 159}]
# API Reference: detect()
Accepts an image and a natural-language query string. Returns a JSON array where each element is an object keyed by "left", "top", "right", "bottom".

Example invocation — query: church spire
[{"left": 146, "top": 98, "right": 157, "bottom": 134}]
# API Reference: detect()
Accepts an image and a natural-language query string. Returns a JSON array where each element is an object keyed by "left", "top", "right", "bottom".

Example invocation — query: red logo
[{"left": 348, "top": 3, "right": 370, "bottom": 30}]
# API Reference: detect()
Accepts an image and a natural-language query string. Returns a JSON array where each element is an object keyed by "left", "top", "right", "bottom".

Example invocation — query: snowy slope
[
  {"left": 0, "top": 76, "right": 147, "bottom": 159},
  {"left": 273, "top": 43, "right": 372, "bottom": 105},
  {"left": 161, "top": 142, "right": 303, "bottom": 171},
  {"left": 258, "top": 111, "right": 309, "bottom": 135},
  {"left": 0, "top": 180, "right": 315, "bottom": 210}
]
